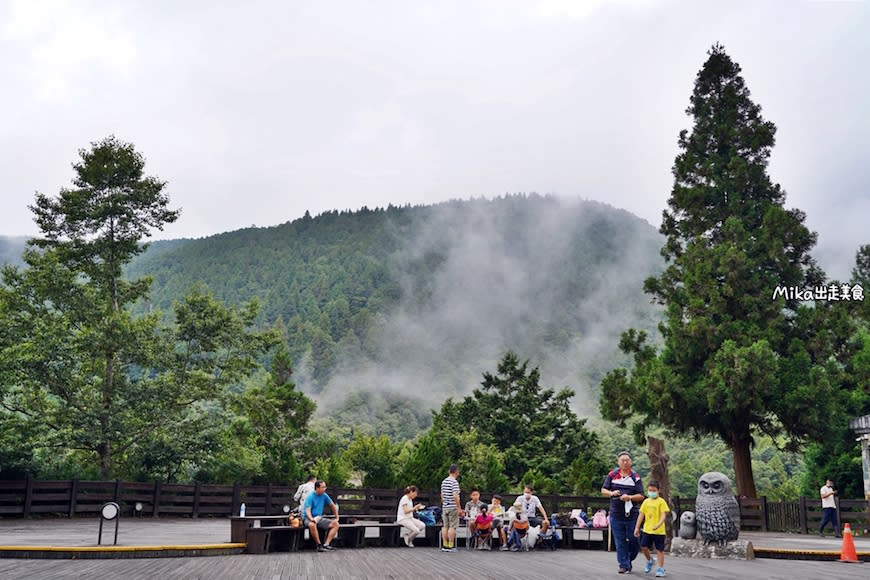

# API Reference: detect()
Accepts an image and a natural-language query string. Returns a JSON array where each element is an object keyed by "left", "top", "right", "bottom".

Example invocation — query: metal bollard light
[{"left": 98, "top": 501, "right": 121, "bottom": 545}]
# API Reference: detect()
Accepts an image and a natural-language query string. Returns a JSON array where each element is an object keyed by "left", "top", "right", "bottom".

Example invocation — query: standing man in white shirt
[{"left": 818, "top": 478, "right": 841, "bottom": 538}]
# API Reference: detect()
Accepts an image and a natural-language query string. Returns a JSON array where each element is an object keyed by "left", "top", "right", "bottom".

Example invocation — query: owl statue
[
  {"left": 678, "top": 511, "right": 697, "bottom": 540},
  {"left": 695, "top": 472, "right": 740, "bottom": 546}
]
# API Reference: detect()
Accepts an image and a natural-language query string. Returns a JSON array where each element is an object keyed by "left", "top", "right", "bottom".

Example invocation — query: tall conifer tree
[{"left": 601, "top": 45, "right": 837, "bottom": 497}]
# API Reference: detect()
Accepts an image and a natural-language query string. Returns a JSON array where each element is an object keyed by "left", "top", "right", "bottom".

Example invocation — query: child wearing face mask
[{"left": 633, "top": 480, "right": 669, "bottom": 577}]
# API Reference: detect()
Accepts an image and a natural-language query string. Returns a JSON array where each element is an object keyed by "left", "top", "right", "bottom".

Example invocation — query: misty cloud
[{"left": 311, "top": 196, "right": 663, "bottom": 418}]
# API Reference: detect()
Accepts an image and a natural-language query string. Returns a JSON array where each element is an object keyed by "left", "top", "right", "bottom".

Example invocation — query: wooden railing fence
[{"left": 1, "top": 478, "right": 868, "bottom": 534}]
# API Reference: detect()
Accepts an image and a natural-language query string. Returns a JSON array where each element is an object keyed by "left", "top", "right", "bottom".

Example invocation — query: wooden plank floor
[{"left": 1, "top": 547, "right": 868, "bottom": 579}]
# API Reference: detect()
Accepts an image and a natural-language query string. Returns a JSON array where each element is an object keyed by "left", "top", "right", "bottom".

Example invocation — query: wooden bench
[
  {"left": 238, "top": 513, "right": 408, "bottom": 553},
  {"left": 245, "top": 526, "right": 305, "bottom": 554},
  {"left": 559, "top": 525, "right": 611, "bottom": 550},
  {"left": 230, "top": 515, "right": 291, "bottom": 543},
  {"left": 338, "top": 515, "right": 403, "bottom": 547}
]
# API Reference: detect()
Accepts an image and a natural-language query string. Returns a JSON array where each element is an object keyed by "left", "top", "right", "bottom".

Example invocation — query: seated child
[
  {"left": 473, "top": 506, "right": 494, "bottom": 549},
  {"left": 507, "top": 500, "right": 530, "bottom": 551},
  {"left": 488, "top": 494, "right": 510, "bottom": 550},
  {"left": 465, "top": 488, "right": 486, "bottom": 535}
]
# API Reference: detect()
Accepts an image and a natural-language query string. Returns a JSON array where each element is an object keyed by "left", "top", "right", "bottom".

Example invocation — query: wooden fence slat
[
  {"left": 799, "top": 496, "right": 808, "bottom": 533},
  {"left": 153, "top": 481, "right": 162, "bottom": 518},
  {"left": 193, "top": 481, "right": 201, "bottom": 518},
  {"left": 23, "top": 475, "right": 33, "bottom": 517},
  {"left": 69, "top": 478, "right": 78, "bottom": 518}
]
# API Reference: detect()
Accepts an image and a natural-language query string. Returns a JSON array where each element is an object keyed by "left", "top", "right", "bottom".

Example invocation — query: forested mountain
[
  {"left": 0, "top": 236, "right": 27, "bottom": 268},
  {"left": 126, "top": 195, "right": 664, "bottom": 434}
]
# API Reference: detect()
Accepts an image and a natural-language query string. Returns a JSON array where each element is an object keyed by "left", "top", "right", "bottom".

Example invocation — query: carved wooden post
[{"left": 647, "top": 436, "right": 673, "bottom": 550}]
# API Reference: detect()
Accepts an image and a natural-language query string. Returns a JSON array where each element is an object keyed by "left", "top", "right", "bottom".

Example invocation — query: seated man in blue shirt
[{"left": 303, "top": 480, "right": 340, "bottom": 552}]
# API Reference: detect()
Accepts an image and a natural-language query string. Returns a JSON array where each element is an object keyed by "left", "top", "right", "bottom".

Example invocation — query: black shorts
[
  {"left": 640, "top": 532, "right": 664, "bottom": 551},
  {"left": 528, "top": 516, "right": 544, "bottom": 527}
]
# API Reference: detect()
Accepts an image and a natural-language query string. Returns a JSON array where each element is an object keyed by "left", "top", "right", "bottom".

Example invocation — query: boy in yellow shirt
[{"left": 633, "top": 480, "right": 669, "bottom": 577}]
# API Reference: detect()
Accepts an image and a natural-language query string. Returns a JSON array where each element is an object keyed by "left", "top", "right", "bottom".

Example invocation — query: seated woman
[{"left": 396, "top": 485, "right": 426, "bottom": 547}]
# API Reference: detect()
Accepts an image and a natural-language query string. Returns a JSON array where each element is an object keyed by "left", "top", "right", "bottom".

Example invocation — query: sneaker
[
  {"left": 499, "top": 545, "right": 509, "bottom": 551},
  {"left": 322, "top": 544, "right": 334, "bottom": 551},
  {"left": 316, "top": 544, "right": 326, "bottom": 552},
  {"left": 645, "top": 560, "right": 653, "bottom": 574},
  {"left": 441, "top": 546, "right": 451, "bottom": 552},
  {"left": 655, "top": 568, "right": 666, "bottom": 577},
  {"left": 618, "top": 569, "right": 626, "bottom": 574}
]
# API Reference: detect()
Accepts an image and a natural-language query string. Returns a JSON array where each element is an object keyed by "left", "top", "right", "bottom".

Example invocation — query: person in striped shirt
[{"left": 440, "top": 464, "right": 463, "bottom": 551}]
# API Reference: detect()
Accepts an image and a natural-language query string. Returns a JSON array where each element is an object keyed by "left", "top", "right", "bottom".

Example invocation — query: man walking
[{"left": 818, "top": 478, "right": 840, "bottom": 538}]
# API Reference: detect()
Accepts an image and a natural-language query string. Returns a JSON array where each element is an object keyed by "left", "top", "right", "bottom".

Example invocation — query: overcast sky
[{"left": 1, "top": 0, "right": 867, "bottom": 278}]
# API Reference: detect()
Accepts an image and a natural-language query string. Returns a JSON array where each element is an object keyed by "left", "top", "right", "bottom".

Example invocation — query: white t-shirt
[
  {"left": 397, "top": 495, "right": 414, "bottom": 521},
  {"left": 820, "top": 485, "right": 836, "bottom": 509},
  {"left": 515, "top": 494, "right": 543, "bottom": 519}
]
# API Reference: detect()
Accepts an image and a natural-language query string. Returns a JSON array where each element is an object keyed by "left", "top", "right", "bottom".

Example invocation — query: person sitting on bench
[
  {"left": 397, "top": 485, "right": 426, "bottom": 547},
  {"left": 303, "top": 480, "right": 340, "bottom": 552},
  {"left": 488, "top": 494, "right": 510, "bottom": 550},
  {"left": 514, "top": 484, "right": 549, "bottom": 533}
]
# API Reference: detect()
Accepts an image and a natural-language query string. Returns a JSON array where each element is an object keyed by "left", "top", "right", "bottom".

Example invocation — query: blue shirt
[{"left": 303, "top": 491, "right": 334, "bottom": 518}]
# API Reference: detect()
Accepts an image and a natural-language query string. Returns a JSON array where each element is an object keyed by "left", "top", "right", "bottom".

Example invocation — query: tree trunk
[
  {"left": 731, "top": 429, "right": 756, "bottom": 498},
  {"left": 101, "top": 349, "right": 115, "bottom": 479},
  {"left": 98, "top": 440, "right": 112, "bottom": 479},
  {"left": 647, "top": 436, "right": 674, "bottom": 550}
]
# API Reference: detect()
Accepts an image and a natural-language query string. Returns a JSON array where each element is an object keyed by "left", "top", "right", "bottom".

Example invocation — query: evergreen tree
[
  {"left": 234, "top": 343, "right": 315, "bottom": 483},
  {"left": 0, "top": 137, "right": 275, "bottom": 477},
  {"left": 428, "top": 351, "right": 603, "bottom": 492},
  {"left": 344, "top": 434, "right": 398, "bottom": 488},
  {"left": 600, "top": 45, "right": 843, "bottom": 497}
]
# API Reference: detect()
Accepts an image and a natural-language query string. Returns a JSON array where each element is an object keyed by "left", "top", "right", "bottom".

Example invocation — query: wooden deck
[
  {"left": 2, "top": 517, "right": 869, "bottom": 578},
  {"left": 1, "top": 546, "right": 868, "bottom": 579}
]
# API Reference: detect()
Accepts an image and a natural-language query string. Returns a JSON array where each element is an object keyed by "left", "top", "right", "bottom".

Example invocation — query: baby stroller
[{"left": 470, "top": 519, "right": 493, "bottom": 550}]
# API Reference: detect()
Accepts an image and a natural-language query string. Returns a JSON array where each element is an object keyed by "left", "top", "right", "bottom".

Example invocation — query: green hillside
[
  {"left": 0, "top": 236, "right": 28, "bottom": 268},
  {"left": 126, "top": 194, "right": 664, "bottom": 431}
]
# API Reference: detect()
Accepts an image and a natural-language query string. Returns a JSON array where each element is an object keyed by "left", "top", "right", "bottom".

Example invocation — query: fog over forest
[{"left": 292, "top": 197, "right": 664, "bottom": 418}]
